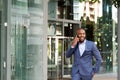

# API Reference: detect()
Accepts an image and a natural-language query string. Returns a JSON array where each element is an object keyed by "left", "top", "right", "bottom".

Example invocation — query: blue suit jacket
[{"left": 66, "top": 40, "right": 102, "bottom": 77}]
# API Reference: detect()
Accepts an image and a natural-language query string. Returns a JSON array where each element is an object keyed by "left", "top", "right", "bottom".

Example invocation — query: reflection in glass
[
  {"left": 47, "top": 20, "right": 79, "bottom": 79},
  {"left": 48, "top": 0, "right": 73, "bottom": 20},
  {"left": 48, "top": 22, "right": 63, "bottom": 36},
  {"left": 10, "top": 0, "right": 45, "bottom": 80},
  {"left": 47, "top": 35, "right": 73, "bottom": 79}
]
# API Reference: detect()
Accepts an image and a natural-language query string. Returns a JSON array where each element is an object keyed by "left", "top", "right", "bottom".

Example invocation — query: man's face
[{"left": 76, "top": 29, "right": 86, "bottom": 43}]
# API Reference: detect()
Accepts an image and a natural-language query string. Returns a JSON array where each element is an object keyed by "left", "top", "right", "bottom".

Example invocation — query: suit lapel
[
  {"left": 77, "top": 47, "right": 81, "bottom": 57},
  {"left": 81, "top": 40, "right": 88, "bottom": 57},
  {"left": 76, "top": 42, "right": 81, "bottom": 57}
]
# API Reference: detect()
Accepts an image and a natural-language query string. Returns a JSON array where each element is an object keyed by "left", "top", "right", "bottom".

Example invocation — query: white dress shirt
[{"left": 79, "top": 40, "right": 86, "bottom": 56}]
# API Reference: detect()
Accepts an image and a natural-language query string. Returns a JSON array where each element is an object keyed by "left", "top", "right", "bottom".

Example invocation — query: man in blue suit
[{"left": 66, "top": 28, "right": 102, "bottom": 80}]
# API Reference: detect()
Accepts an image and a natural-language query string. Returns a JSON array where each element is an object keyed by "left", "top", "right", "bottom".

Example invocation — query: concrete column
[{"left": 6, "top": 0, "right": 11, "bottom": 80}]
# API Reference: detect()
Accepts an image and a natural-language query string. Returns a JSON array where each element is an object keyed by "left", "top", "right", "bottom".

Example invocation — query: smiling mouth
[
  {"left": 79, "top": 37, "right": 85, "bottom": 40},
  {"left": 79, "top": 37, "right": 85, "bottom": 39}
]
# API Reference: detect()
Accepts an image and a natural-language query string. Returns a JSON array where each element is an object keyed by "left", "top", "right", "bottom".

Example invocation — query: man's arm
[
  {"left": 92, "top": 43, "right": 102, "bottom": 73},
  {"left": 66, "top": 36, "right": 79, "bottom": 58},
  {"left": 66, "top": 47, "right": 75, "bottom": 58}
]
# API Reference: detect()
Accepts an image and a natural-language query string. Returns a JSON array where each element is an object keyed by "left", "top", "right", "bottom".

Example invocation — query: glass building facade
[
  {"left": 0, "top": 0, "right": 119, "bottom": 80},
  {"left": 0, "top": 0, "right": 47, "bottom": 80}
]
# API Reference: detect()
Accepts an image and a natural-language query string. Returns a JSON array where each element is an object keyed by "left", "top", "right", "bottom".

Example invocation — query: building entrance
[
  {"left": 47, "top": 19, "right": 80, "bottom": 79},
  {"left": 47, "top": 36, "right": 73, "bottom": 79}
]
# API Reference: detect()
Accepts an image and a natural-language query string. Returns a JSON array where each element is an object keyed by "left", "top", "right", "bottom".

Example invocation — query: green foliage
[
  {"left": 78, "top": 0, "right": 120, "bottom": 8},
  {"left": 79, "top": 0, "right": 85, "bottom": 2},
  {"left": 89, "top": 0, "right": 98, "bottom": 3},
  {"left": 112, "top": 0, "right": 120, "bottom": 8},
  {"left": 79, "top": 0, "right": 99, "bottom": 3}
]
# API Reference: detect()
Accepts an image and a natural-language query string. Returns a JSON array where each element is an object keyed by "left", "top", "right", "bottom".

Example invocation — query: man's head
[{"left": 76, "top": 28, "right": 86, "bottom": 43}]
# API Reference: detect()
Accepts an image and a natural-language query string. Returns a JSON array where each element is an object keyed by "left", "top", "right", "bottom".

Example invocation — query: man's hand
[
  {"left": 71, "top": 36, "right": 79, "bottom": 47},
  {"left": 92, "top": 72, "right": 95, "bottom": 78}
]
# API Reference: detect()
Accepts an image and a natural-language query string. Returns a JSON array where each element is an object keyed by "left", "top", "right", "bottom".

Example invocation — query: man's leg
[{"left": 72, "top": 73, "right": 81, "bottom": 80}]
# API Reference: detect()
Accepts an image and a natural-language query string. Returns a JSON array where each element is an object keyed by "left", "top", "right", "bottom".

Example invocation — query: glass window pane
[{"left": 10, "top": 0, "right": 46, "bottom": 80}]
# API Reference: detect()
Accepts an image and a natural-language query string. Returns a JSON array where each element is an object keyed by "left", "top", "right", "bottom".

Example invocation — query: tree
[
  {"left": 112, "top": 0, "right": 120, "bottom": 8},
  {"left": 79, "top": 0, "right": 99, "bottom": 3},
  {"left": 78, "top": 0, "right": 120, "bottom": 8}
]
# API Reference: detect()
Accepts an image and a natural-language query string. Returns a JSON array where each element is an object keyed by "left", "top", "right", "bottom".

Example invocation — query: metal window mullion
[{"left": 6, "top": 0, "right": 12, "bottom": 80}]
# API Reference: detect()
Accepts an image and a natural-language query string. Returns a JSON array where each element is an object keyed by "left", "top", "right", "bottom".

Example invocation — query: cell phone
[
  {"left": 77, "top": 35, "right": 79, "bottom": 38},
  {"left": 76, "top": 35, "right": 80, "bottom": 42}
]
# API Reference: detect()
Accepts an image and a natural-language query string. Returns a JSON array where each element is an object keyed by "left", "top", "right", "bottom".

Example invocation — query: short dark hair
[{"left": 76, "top": 28, "right": 86, "bottom": 32}]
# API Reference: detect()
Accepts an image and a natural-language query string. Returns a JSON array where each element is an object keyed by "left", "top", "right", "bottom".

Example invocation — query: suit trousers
[{"left": 72, "top": 72, "right": 92, "bottom": 80}]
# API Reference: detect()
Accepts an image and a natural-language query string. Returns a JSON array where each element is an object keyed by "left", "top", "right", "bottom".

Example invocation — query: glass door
[
  {"left": 63, "top": 38, "right": 73, "bottom": 78},
  {"left": 47, "top": 36, "right": 73, "bottom": 79},
  {"left": 0, "top": 0, "right": 7, "bottom": 79},
  {"left": 47, "top": 36, "right": 63, "bottom": 79},
  {"left": 47, "top": 20, "right": 80, "bottom": 79}
]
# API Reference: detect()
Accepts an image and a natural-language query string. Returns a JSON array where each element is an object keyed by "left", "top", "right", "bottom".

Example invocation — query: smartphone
[
  {"left": 77, "top": 35, "right": 80, "bottom": 42},
  {"left": 77, "top": 35, "right": 79, "bottom": 38}
]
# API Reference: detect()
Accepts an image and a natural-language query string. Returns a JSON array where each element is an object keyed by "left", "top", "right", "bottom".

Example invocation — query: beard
[{"left": 79, "top": 37, "right": 85, "bottom": 43}]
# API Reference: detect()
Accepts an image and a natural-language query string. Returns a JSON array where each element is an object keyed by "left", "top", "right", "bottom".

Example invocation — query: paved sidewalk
[
  {"left": 48, "top": 73, "right": 117, "bottom": 80},
  {"left": 93, "top": 73, "right": 117, "bottom": 80}
]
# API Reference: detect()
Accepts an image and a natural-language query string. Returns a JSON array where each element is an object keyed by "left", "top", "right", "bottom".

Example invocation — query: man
[{"left": 66, "top": 28, "right": 102, "bottom": 80}]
